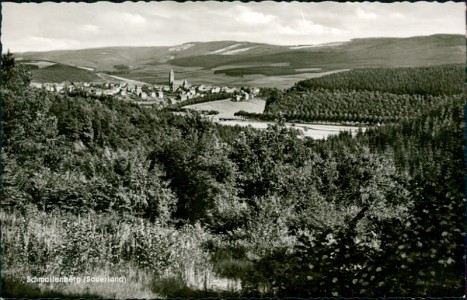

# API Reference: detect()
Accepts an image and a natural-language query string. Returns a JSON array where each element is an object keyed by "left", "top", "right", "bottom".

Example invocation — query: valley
[{"left": 3, "top": 33, "right": 465, "bottom": 299}]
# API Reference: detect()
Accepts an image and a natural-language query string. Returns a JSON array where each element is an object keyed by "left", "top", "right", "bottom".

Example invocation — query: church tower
[{"left": 169, "top": 69, "right": 174, "bottom": 85}]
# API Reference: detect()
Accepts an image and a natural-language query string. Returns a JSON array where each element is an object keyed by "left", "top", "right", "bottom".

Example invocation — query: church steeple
[{"left": 169, "top": 69, "right": 174, "bottom": 85}]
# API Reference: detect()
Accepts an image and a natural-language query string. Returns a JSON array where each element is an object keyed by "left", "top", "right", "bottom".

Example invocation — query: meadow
[
  {"left": 183, "top": 98, "right": 266, "bottom": 119},
  {"left": 106, "top": 63, "right": 343, "bottom": 89},
  {"left": 29, "top": 63, "right": 102, "bottom": 83},
  {"left": 183, "top": 98, "right": 363, "bottom": 139}
]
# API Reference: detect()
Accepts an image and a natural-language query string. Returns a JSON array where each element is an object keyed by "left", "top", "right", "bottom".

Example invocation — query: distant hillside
[
  {"left": 15, "top": 34, "right": 465, "bottom": 86},
  {"left": 17, "top": 41, "right": 286, "bottom": 72},
  {"left": 170, "top": 34, "right": 465, "bottom": 70},
  {"left": 28, "top": 63, "right": 102, "bottom": 83},
  {"left": 18, "top": 47, "right": 170, "bottom": 72},
  {"left": 17, "top": 35, "right": 464, "bottom": 73}
]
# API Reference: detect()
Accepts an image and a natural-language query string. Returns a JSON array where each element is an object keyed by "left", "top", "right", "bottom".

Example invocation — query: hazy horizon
[
  {"left": 3, "top": 2, "right": 464, "bottom": 53},
  {"left": 6, "top": 32, "right": 463, "bottom": 54}
]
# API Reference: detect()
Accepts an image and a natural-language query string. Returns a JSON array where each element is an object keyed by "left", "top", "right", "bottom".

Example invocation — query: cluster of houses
[
  {"left": 30, "top": 69, "right": 260, "bottom": 106},
  {"left": 168, "top": 69, "right": 261, "bottom": 103},
  {"left": 233, "top": 87, "right": 261, "bottom": 102},
  {"left": 30, "top": 82, "right": 165, "bottom": 100}
]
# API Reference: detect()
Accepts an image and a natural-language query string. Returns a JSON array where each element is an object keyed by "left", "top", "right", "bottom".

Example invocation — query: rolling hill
[
  {"left": 27, "top": 63, "right": 103, "bottom": 83},
  {"left": 15, "top": 34, "right": 465, "bottom": 86},
  {"left": 17, "top": 41, "right": 285, "bottom": 72},
  {"left": 169, "top": 34, "right": 465, "bottom": 69}
]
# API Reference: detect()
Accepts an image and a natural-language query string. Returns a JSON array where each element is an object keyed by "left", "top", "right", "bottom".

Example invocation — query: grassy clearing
[
  {"left": 238, "top": 69, "right": 349, "bottom": 89},
  {"left": 217, "top": 119, "right": 364, "bottom": 139},
  {"left": 183, "top": 99, "right": 266, "bottom": 119},
  {"left": 31, "top": 64, "right": 102, "bottom": 83},
  {"left": 211, "top": 62, "right": 290, "bottom": 71},
  {"left": 21, "top": 60, "right": 57, "bottom": 68},
  {"left": 214, "top": 66, "right": 300, "bottom": 77}
]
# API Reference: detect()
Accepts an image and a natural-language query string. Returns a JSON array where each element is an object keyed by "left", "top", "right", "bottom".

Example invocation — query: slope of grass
[
  {"left": 31, "top": 63, "right": 102, "bottom": 82},
  {"left": 214, "top": 66, "right": 303, "bottom": 76},
  {"left": 183, "top": 98, "right": 266, "bottom": 119},
  {"left": 170, "top": 34, "right": 465, "bottom": 70}
]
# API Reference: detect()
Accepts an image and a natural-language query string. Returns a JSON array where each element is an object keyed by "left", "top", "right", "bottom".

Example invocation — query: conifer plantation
[{"left": 1, "top": 53, "right": 464, "bottom": 297}]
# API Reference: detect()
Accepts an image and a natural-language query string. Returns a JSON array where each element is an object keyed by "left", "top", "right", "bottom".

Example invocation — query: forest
[
  {"left": 257, "top": 64, "right": 464, "bottom": 125},
  {"left": 1, "top": 53, "right": 464, "bottom": 298}
]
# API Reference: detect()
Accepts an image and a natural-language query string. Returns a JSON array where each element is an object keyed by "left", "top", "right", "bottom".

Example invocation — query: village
[{"left": 30, "top": 69, "right": 261, "bottom": 108}]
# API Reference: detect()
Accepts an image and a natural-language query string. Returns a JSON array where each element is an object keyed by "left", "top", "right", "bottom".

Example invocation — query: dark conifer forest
[{"left": 1, "top": 53, "right": 464, "bottom": 297}]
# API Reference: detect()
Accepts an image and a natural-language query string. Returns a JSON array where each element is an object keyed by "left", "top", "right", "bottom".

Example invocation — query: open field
[
  {"left": 218, "top": 119, "right": 364, "bottom": 139},
  {"left": 183, "top": 98, "right": 266, "bottom": 119},
  {"left": 97, "top": 73, "right": 149, "bottom": 85},
  {"left": 183, "top": 98, "right": 364, "bottom": 139},
  {"left": 110, "top": 63, "right": 349, "bottom": 89},
  {"left": 237, "top": 69, "right": 350, "bottom": 89},
  {"left": 211, "top": 62, "right": 290, "bottom": 71},
  {"left": 214, "top": 66, "right": 304, "bottom": 77},
  {"left": 21, "top": 60, "right": 56, "bottom": 68},
  {"left": 28, "top": 60, "right": 349, "bottom": 89},
  {"left": 30, "top": 63, "right": 103, "bottom": 83}
]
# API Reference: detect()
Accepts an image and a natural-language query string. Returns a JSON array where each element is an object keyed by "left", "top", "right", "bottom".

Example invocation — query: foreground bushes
[{"left": 0, "top": 207, "right": 214, "bottom": 297}]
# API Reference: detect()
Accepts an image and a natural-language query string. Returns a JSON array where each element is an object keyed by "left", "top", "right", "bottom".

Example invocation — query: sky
[{"left": 2, "top": 1, "right": 465, "bottom": 52}]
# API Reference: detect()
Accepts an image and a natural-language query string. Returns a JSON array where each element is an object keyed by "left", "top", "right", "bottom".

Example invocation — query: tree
[
  {"left": 150, "top": 112, "right": 238, "bottom": 225},
  {"left": 229, "top": 117, "right": 310, "bottom": 199},
  {"left": 1, "top": 51, "right": 31, "bottom": 90},
  {"left": 242, "top": 145, "right": 413, "bottom": 297}
]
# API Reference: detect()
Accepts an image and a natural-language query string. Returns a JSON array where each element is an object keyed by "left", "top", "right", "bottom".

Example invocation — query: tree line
[
  {"left": 291, "top": 64, "right": 464, "bottom": 96},
  {"left": 257, "top": 64, "right": 464, "bottom": 125},
  {"left": 263, "top": 89, "right": 460, "bottom": 125}
]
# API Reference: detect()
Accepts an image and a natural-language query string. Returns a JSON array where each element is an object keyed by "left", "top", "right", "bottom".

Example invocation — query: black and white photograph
[{"left": 1, "top": 1, "right": 465, "bottom": 298}]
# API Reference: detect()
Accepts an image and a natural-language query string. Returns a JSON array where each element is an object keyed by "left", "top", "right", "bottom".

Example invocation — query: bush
[{"left": 0, "top": 209, "right": 214, "bottom": 295}]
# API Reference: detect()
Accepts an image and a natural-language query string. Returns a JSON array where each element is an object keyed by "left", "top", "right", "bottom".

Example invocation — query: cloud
[
  {"left": 356, "top": 8, "right": 378, "bottom": 20},
  {"left": 275, "top": 19, "right": 342, "bottom": 36},
  {"left": 389, "top": 12, "right": 404, "bottom": 19},
  {"left": 97, "top": 11, "right": 147, "bottom": 28},
  {"left": 122, "top": 12, "right": 146, "bottom": 24},
  {"left": 16, "top": 36, "right": 81, "bottom": 52},
  {"left": 80, "top": 24, "right": 99, "bottom": 32},
  {"left": 236, "top": 8, "right": 276, "bottom": 25}
]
